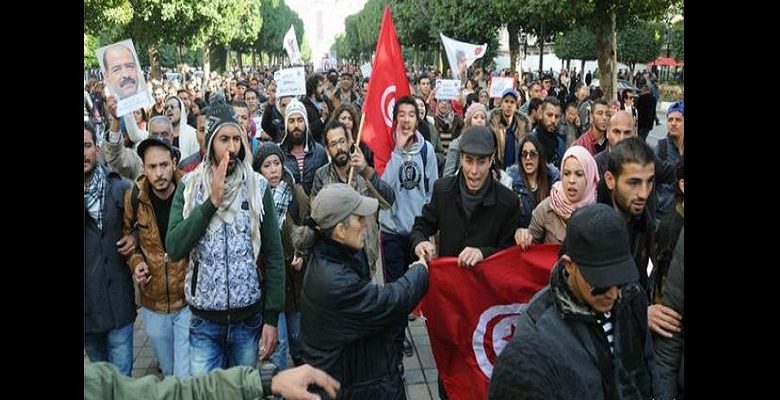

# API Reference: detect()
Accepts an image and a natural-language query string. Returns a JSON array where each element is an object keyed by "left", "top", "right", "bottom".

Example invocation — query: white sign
[
  {"left": 96, "top": 39, "right": 152, "bottom": 117},
  {"left": 440, "top": 33, "right": 488, "bottom": 81},
  {"left": 435, "top": 79, "right": 461, "bottom": 100},
  {"left": 360, "top": 62, "right": 372, "bottom": 79},
  {"left": 273, "top": 67, "right": 306, "bottom": 98},
  {"left": 283, "top": 25, "right": 302, "bottom": 65},
  {"left": 489, "top": 77, "right": 515, "bottom": 98}
]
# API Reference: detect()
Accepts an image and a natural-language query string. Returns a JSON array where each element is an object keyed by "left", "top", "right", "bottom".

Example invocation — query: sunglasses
[
  {"left": 521, "top": 150, "right": 538, "bottom": 159},
  {"left": 590, "top": 285, "right": 612, "bottom": 296}
]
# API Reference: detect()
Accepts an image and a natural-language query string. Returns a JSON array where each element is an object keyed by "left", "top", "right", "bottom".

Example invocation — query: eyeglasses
[{"left": 521, "top": 150, "right": 538, "bottom": 159}]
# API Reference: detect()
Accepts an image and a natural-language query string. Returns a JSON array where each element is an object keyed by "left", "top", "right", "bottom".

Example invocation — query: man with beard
[
  {"left": 530, "top": 96, "right": 565, "bottom": 169},
  {"left": 311, "top": 120, "right": 395, "bottom": 277},
  {"left": 573, "top": 99, "right": 610, "bottom": 157},
  {"left": 278, "top": 99, "right": 328, "bottom": 196},
  {"left": 84, "top": 122, "right": 137, "bottom": 376},
  {"left": 123, "top": 137, "right": 190, "bottom": 377},
  {"left": 165, "top": 103, "right": 285, "bottom": 375},
  {"left": 164, "top": 95, "right": 199, "bottom": 160},
  {"left": 103, "top": 43, "right": 139, "bottom": 99},
  {"left": 300, "top": 74, "right": 325, "bottom": 144},
  {"left": 600, "top": 137, "right": 658, "bottom": 301}
]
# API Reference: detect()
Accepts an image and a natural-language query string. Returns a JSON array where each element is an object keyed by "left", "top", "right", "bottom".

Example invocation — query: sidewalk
[{"left": 130, "top": 312, "right": 441, "bottom": 400}]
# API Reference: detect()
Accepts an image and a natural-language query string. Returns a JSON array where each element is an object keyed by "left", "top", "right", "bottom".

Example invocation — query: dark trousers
[
  {"left": 638, "top": 127, "right": 651, "bottom": 142},
  {"left": 380, "top": 232, "right": 414, "bottom": 362}
]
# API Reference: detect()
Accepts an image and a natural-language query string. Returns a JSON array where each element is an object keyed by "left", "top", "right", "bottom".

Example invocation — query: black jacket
[
  {"left": 516, "top": 262, "right": 667, "bottom": 400},
  {"left": 300, "top": 234, "right": 428, "bottom": 399},
  {"left": 410, "top": 174, "right": 521, "bottom": 258},
  {"left": 85, "top": 170, "right": 136, "bottom": 333},
  {"left": 654, "top": 229, "right": 684, "bottom": 397}
]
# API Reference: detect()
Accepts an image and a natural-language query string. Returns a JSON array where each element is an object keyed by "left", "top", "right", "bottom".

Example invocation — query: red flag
[
  {"left": 419, "top": 245, "right": 560, "bottom": 400},
  {"left": 360, "top": 6, "right": 410, "bottom": 176}
]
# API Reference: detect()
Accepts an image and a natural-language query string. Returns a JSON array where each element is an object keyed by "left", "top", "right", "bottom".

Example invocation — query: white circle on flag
[
  {"left": 381, "top": 85, "right": 396, "bottom": 127},
  {"left": 472, "top": 303, "right": 527, "bottom": 378}
]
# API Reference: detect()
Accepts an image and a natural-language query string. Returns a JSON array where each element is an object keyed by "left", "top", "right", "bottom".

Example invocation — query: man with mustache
[
  {"left": 103, "top": 43, "right": 139, "bottom": 99},
  {"left": 122, "top": 137, "right": 190, "bottom": 377},
  {"left": 311, "top": 120, "right": 395, "bottom": 277},
  {"left": 166, "top": 103, "right": 285, "bottom": 375},
  {"left": 600, "top": 137, "right": 658, "bottom": 302},
  {"left": 278, "top": 99, "right": 328, "bottom": 196}
]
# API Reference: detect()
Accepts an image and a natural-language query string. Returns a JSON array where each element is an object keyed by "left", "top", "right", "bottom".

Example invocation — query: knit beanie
[{"left": 464, "top": 102, "right": 488, "bottom": 125}]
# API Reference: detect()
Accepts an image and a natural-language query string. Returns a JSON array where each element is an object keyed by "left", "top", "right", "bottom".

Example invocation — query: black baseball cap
[{"left": 563, "top": 204, "right": 638, "bottom": 288}]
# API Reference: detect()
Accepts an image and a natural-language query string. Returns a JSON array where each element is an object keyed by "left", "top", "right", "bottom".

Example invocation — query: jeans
[
  {"left": 142, "top": 307, "right": 191, "bottom": 377},
  {"left": 84, "top": 322, "right": 134, "bottom": 376},
  {"left": 270, "top": 311, "right": 302, "bottom": 370},
  {"left": 381, "top": 232, "right": 414, "bottom": 362},
  {"left": 189, "top": 311, "right": 262, "bottom": 375}
]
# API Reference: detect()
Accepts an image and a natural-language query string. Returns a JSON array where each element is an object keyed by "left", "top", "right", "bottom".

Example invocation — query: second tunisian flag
[
  {"left": 360, "top": 5, "right": 410, "bottom": 176},
  {"left": 419, "top": 245, "right": 560, "bottom": 400}
]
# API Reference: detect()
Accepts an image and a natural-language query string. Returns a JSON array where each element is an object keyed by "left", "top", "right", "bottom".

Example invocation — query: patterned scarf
[
  {"left": 183, "top": 125, "right": 265, "bottom": 260},
  {"left": 84, "top": 165, "right": 106, "bottom": 230},
  {"left": 272, "top": 179, "right": 293, "bottom": 228}
]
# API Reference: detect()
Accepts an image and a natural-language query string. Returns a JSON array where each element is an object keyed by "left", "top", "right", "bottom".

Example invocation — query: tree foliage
[
  {"left": 555, "top": 26, "right": 596, "bottom": 61},
  {"left": 256, "top": 0, "right": 304, "bottom": 60},
  {"left": 617, "top": 21, "right": 663, "bottom": 65},
  {"left": 671, "top": 22, "right": 683, "bottom": 60}
]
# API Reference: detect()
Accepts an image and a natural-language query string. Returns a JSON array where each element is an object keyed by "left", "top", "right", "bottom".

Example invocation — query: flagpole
[{"left": 347, "top": 112, "right": 367, "bottom": 185}]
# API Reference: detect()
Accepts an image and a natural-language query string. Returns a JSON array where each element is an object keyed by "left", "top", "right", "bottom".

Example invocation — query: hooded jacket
[
  {"left": 165, "top": 95, "right": 199, "bottom": 160},
  {"left": 278, "top": 99, "right": 328, "bottom": 196},
  {"left": 165, "top": 121, "right": 285, "bottom": 326}
]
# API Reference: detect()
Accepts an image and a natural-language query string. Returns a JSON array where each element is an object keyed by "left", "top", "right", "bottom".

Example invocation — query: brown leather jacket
[{"left": 123, "top": 172, "right": 188, "bottom": 314}]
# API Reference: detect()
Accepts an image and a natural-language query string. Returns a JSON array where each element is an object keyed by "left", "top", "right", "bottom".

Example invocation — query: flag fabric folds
[
  {"left": 419, "top": 244, "right": 560, "bottom": 400},
  {"left": 359, "top": 6, "right": 410, "bottom": 176}
]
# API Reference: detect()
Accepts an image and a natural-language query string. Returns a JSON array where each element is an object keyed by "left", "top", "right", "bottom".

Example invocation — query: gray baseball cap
[{"left": 312, "top": 183, "right": 378, "bottom": 230}]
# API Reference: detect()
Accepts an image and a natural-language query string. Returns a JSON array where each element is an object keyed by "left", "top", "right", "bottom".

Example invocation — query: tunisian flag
[
  {"left": 419, "top": 245, "right": 560, "bottom": 400},
  {"left": 360, "top": 5, "right": 410, "bottom": 176}
]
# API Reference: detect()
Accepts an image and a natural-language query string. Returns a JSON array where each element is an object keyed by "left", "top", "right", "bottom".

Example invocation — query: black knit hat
[
  {"left": 253, "top": 142, "right": 285, "bottom": 172},
  {"left": 204, "top": 103, "right": 240, "bottom": 147}
]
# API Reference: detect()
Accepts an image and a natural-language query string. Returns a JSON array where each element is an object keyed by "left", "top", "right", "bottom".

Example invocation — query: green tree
[
  {"left": 617, "top": 21, "right": 663, "bottom": 71},
  {"left": 671, "top": 22, "right": 683, "bottom": 60},
  {"left": 555, "top": 26, "right": 596, "bottom": 77},
  {"left": 526, "top": 0, "right": 680, "bottom": 100}
]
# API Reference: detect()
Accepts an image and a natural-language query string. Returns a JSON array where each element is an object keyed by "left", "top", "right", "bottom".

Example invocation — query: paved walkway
[{"left": 130, "top": 312, "right": 440, "bottom": 399}]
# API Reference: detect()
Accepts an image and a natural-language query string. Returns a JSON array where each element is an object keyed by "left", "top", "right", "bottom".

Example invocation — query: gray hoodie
[{"left": 379, "top": 131, "right": 438, "bottom": 235}]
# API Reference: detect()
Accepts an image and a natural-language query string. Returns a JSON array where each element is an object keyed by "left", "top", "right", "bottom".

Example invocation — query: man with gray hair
[{"left": 297, "top": 183, "right": 429, "bottom": 399}]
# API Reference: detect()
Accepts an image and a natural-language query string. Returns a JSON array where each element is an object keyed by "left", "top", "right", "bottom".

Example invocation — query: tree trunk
[
  {"left": 521, "top": 35, "right": 528, "bottom": 75},
  {"left": 252, "top": 51, "right": 257, "bottom": 71},
  {"left": 538, "top": 23, "right": 545, "bottom": 74},
  {"left": 414, "top": 45, "right": 419, "bottom": 71},
  {"left": 237, "top": 51, "right": 244, "bottom": 73},
  {"left": 148, "top": 42, "right": 161, "bottom": 81},
  {"left": 508, "top": 22, "right": 520, "bottom": 74},
  {"left": 580, "top": 59, "right": 585, "bottom": 81},
  {"left": 594, "top": 7, "right": 617, "bottom": 100},
  {"left": 203, "top": 42, "right": 211, "bottom": 86}
]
